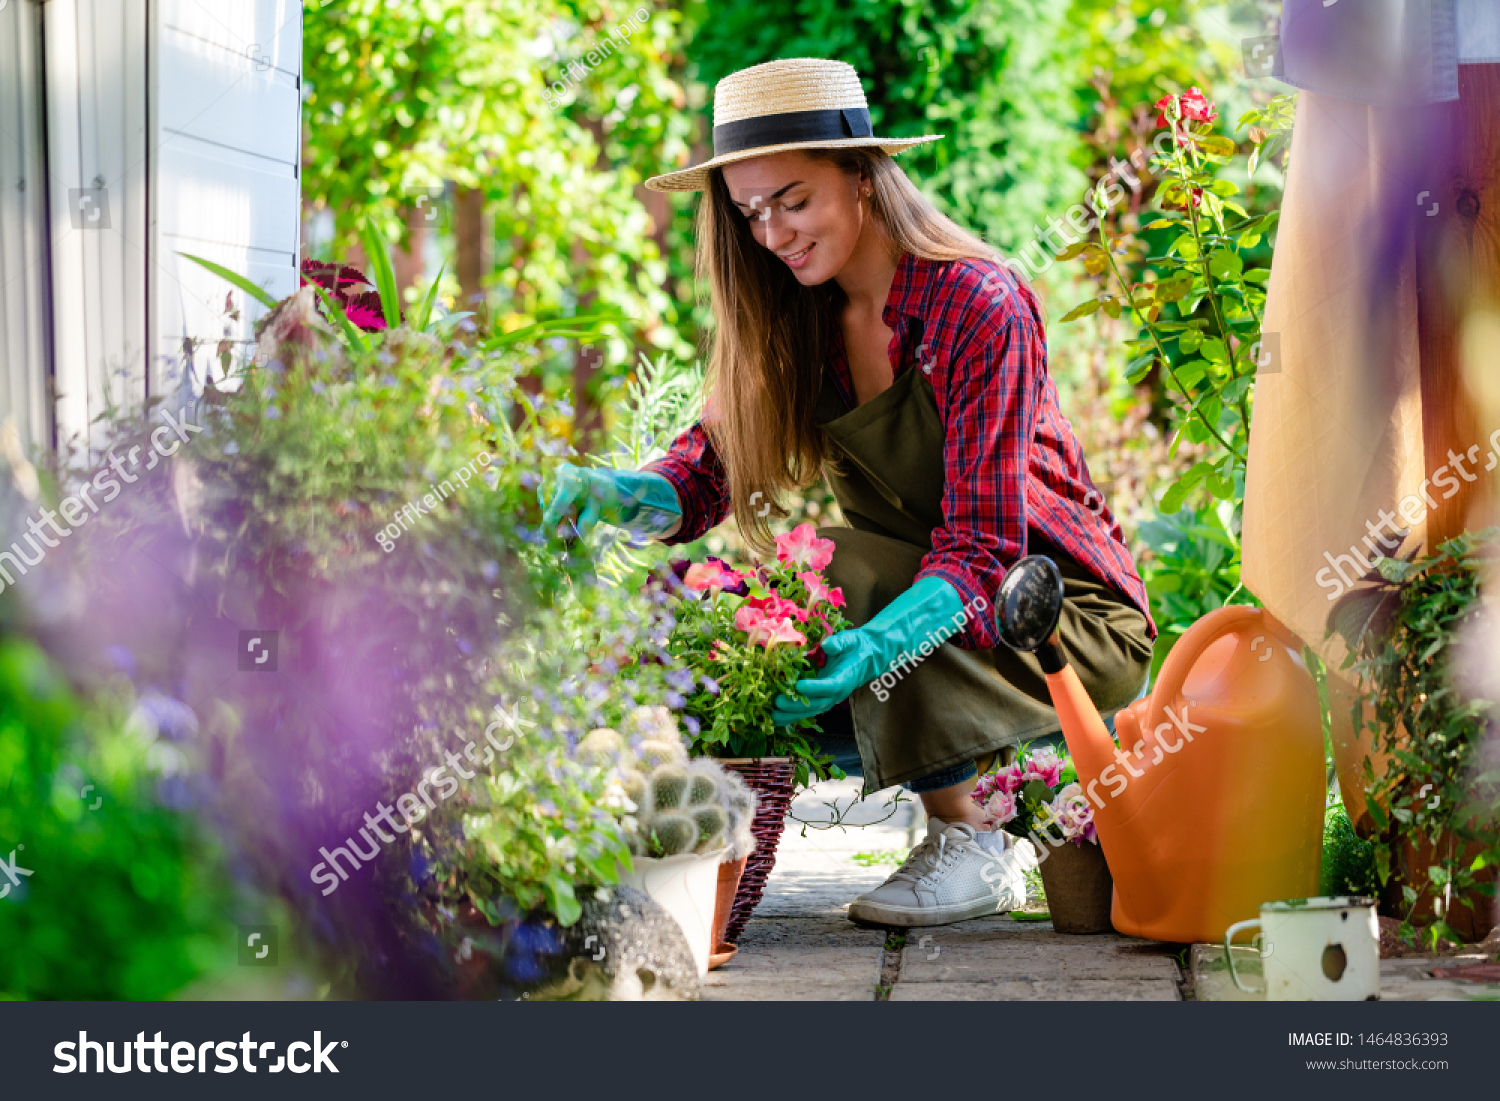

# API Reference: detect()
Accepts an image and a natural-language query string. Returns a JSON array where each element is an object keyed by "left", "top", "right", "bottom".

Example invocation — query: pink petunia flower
[
  {"left": 775, "top": 523, "right": 835, "bottom": 571},
  {"left": 760, "top": 617, "right": 807, "bottom": 649},
  {"left": 684, "top": 560, "right": 747, "bottom": 593},
  {"left": 748, "top": 594, "right": 809, "bottom": 623},
  {"left": 798, "top": 571, "right": 846, "bottom": 610},
  {"left": 735, "top": 605, "right": 805, "bottom": 649}
]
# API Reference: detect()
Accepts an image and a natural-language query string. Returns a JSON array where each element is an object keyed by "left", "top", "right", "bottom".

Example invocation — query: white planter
[{"left": 619, "top": 850, "right": 724, "bottom": 978}]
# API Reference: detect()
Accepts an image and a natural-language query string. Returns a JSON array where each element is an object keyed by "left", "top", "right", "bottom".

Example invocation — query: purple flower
[
  {"left": 700, "top": 674, "right": 720, "bottom": 697},
  {"left": 664, "top": 668, "right": 696, "bottom": 693},
  {"left": 683, "top": 716, "right": 700, "bottom": 737},
  {"left": 664, "top": 691, "right": 685, "bottom": 709}
]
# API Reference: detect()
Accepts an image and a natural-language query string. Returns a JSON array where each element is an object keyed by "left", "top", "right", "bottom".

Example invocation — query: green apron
[{"left": 815, "top": 361, "right": 1154, "bottom": 792}]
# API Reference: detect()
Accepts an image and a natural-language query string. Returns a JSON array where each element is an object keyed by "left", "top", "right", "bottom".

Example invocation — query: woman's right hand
[{"left": 539, "top": 465, "right": 683, "bottom": 539}]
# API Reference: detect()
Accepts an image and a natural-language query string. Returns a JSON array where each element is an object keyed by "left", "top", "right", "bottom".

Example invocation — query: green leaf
[
  {"left": 1199, "top": 135, "right": 1237, "bottom": 157},
  {"left": 1208, "top": 251, "right": 1244, "bottom": 279},
  {"left": 1201, "top": 338, "right": 1228, "bottom": 364},
  {"left": 1178, "top": 329, "right": 1203, "bottom": 353},
  {"left": 1059, "top": 298, "right": 1102, "bottom": 323},
  {"left": 1207, "top": 178, "right": 1240, "bottom": 196},
  {"left": 1145, "top": 218, "right": 1178, "bottom": 230},
  {"left": 1101, "top": 297, "right": 1122, "bottom": 320},
  {"left": 1125, "top": 352, "right": 1156, "bottom": 383},
  {"left": 1170, "top": 234, "right": 1200, "bottom": 261},
  {"left": 358, "top": 219, "right": 402, "bottom": 330},
  {"left": 1223, "top": 200, "right": 1250, "bottom": 219},
  {"left": 1173, "top": 358, "right": 1208, "bottom": 389},
  {"left": 179, "top": 253, "right": 279, "bottom": 310},
  {"left": 1244, "top": 268, "right": 1271, "bottom": 284},
  {"left": 413, "top": 261, "right": 447, "bottom": 333}
]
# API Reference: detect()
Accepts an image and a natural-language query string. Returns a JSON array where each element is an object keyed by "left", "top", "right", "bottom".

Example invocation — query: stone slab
[
  {"left": 1191, "top": 943, "right": 1500, "bottom": 1002},
  {"left": 703, "top": 945, "right": 881, "bottom": 1001},
  {"left": 902, "top": 939, "right": 1180, "bottom": 983},
  {"left": 889, "top": 979, "right": 1180, "bottom": 1002}
]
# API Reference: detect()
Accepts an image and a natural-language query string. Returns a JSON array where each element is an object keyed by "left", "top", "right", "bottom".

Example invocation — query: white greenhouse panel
[
  {"left": 0, "top": 0, "right": 53, "bottom": 455},
  {"left": 160, "top": 0, "right": 302, "bottom": 78},
  {"left": 158, "top": 24, "right": 301, "bottom": 166}
]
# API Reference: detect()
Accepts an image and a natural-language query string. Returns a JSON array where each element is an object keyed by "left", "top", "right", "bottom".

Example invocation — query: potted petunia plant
[
  {"left": 972, "top": 745, "right": 1115, "bottom": 934},
  {"left": 665, "top": 523, "right": 851, "bottom": 785},
  {"left": 660, "top": 522, "right": 851, "bottom": 943}
]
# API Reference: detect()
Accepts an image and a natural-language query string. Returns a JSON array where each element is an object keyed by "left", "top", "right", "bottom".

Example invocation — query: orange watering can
[{"left": 996, "top": 557, "right": 1324, "bottom": 944}]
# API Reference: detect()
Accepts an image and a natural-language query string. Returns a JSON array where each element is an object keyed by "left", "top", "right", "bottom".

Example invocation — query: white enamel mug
[{"left": 1224, "top": 896, "right": 1380, "bottom": 1001}]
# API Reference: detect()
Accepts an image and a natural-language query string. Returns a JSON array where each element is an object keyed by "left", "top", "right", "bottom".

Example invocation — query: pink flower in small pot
[
  {"left": 1023, "top": 746, "right": 1065, "bottom": 788},
  {"left": 982, "top": 788, "right": 1018, "bottom": 828},
  {"left": 798, "top": 571, "right": 846, "bottom": 609},
  {"left": 684, "top": 559, "right": 747, "bottom": 593},
  {"left": 775, "top": 523, "right": 835, "bottom": 571},
  {"left": 994, "top": 763, "right": 1026, "bottom": 795}
]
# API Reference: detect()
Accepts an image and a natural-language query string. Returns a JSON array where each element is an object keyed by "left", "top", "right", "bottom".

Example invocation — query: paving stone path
[{"left": 703, "top": 778, "right": 1499, "bottom": 1002}]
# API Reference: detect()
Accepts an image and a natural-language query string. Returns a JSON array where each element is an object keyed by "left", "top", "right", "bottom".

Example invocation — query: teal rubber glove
[
  {"left": 771, "top": 576, "right": 970, "bottom": 725},
  {"left": 539, "top": 464, "right": 682, "bottom": 539}
]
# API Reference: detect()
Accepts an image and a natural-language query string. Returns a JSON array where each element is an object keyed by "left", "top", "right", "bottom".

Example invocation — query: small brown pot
[
  {"left": 709, "top": 856, "right": 748, "bottom": 970},
  {"left": 1036, "top": 837, "right": 1115, "bottom": 934}
]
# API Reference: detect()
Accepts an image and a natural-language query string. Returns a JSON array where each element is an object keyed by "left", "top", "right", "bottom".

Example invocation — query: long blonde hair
[{"left": 696, "top": 146, "right": 999, "bottom": 551}]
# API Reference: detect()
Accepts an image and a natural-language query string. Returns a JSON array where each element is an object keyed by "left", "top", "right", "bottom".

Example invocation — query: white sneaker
[{"left": 846, "top": 818, "right": 1027, "bottom": 927}]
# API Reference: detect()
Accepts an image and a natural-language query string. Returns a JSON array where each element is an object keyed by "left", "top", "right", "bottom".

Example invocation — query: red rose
[{"left": 1154, "top": 87, "right": 1218, "bottom": 129}]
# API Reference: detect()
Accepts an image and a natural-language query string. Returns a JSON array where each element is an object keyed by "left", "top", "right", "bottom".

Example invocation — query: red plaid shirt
[{"left": 646, "top": 252, "right": 1155, "bottom": 650}]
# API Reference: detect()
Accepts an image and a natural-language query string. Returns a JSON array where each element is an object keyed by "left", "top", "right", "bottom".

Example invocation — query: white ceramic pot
[
  {"left": 619, "top": 849, "right": 725, "bottom": 978},
  {"left": 1225, "top": 896, "right": 1380, "bottom": 1000}
]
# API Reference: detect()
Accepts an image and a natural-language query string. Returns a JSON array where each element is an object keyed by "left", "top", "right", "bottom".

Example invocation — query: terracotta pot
[
  {"left": 709, "top": 856, "right": 747, "bottom": 971},
  {"left": 717, "top": 757, "right": 795, "bottom": 944},
  {"left": 1035, "top": 836, "right": 1114, "bottom": 934}
]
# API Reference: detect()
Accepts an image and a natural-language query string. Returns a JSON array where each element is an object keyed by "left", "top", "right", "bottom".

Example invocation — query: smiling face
[{"left": 720, "top": 151, "right": 873, "bottom": 286}]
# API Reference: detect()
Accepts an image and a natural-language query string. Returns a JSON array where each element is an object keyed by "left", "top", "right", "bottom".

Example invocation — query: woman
[{"left": 542, "top": 58, "right": 1155, "bottom": 928}]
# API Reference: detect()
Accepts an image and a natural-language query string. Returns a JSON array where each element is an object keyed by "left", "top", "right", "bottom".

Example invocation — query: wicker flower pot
[
  {"left": 1036, "top": 837, "right": 1114, "bottom": 934},
  {"left": 718, "top": 757, "right": 795, "bottom": 945}
]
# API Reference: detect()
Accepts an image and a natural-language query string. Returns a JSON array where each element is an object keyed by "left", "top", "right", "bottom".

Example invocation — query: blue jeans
[{"left": 810, "top": 682, "right": 1146, "bottom": 794}]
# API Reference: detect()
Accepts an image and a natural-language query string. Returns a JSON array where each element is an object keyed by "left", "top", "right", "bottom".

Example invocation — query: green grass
[{"left": 852, "top": 850, "right": 907, "bottom": 867}]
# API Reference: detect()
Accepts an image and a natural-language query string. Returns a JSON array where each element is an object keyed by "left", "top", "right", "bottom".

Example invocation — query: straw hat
[{"left": 644, "top": 58, "right": 943, "bottom": 193}]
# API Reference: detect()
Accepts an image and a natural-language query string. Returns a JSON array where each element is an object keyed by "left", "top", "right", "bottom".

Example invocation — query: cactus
[{"left": 580, "top": 719, "right": 757, "bottom": 861}]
